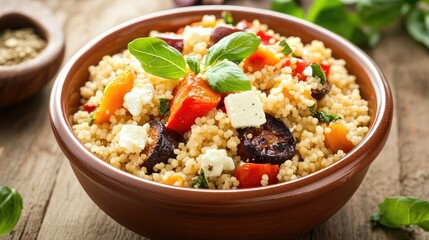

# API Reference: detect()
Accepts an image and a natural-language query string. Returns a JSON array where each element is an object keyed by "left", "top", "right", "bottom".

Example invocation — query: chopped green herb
[
  {"left": 372, "top": 197, "right": 429, "bottom": 231},
  {"left": 279, "top": 39, "right": 293, "bottom": 55},
  {"left": 0, "top": 186, "right": 23, "bottom": 235},
  {"left": 186, "top": 57, "right": 200, "bottom": 74},
  {"left": 159, "top": 98, "right": 170, "bottom": 116},
  {"left": 205, "top": 32, "right": 260, "bottom": 67},
  {"left": 309, "top": 105, "right": 341, "bottom": 124},
  {"left": 128, "top": 37, "right": 186, "bottom": 80},
  {"left": 192, "top": 170, "right": 209, "bottom": 189},
  {"left": 311, "top": 63, "right": 327, "bottom": 85},
  {"left": 89, "top": 114, "right": 95, "bottom": 126},
  {"left": 205, "top": 60, "right": 251, "bottom": 93},
  {"left": 222, "top": 11, "right": 234, "bottom": 25}
]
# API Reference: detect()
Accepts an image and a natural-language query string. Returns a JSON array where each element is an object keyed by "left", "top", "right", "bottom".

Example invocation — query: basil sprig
[
  {"left": 129, "top": 25, "right": 260, "bottom": 93},
  {"left": 205, "top": 32, "right": 260, "bottom": 66},
  {"left": 128, "top": 37, "right": 186, "bottom": 79},
  {"left": 206, "top": 60, "right": 252, "bottom": 93},
  {"left": 0, "top": 186, "right": 23, "bottom": 235},
  {"left": 372, "top": 197, "right": 429, "bottom": 231}
]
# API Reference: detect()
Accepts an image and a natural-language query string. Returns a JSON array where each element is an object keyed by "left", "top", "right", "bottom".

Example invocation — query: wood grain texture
[{"left": 0, "top": 0, "right": 428, "bottom": 239}]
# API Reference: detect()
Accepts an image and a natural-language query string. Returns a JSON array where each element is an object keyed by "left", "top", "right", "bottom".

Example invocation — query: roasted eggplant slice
[
  {"left": 311, "top": 80, "right": 331, "bottom": 100},
  {"left": 156, "top": 35, "right": 184, "bottom": 53},
  {"left": 237, "top": 114, "right": 295, "bottom": 165},
  {"left": 208, "top": 25, "right": 242, "bottom": 47},
  {"left": 142, "top": 120, "right": 183, "bottom": 173}
]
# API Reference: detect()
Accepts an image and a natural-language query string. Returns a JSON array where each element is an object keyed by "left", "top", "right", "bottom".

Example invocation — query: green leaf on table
[
  {"left": 371, "top": 197, "right": 429, "bottom": 231},
  {"left": 128, "top": 37, "right": 186, "bottom": 80},
  {"left": 405, "top": 8, "right": 429, "bottom": 49},
  {"left": 271, "top": 0, "right": 305, "bottom": 19},
  {"left": 205, "top": 32, "right": 260, "bottom": 67},
  {"left": 357, "top": 0, "right": 405, "bottom": 29},
  {"left": 0, "top": 186, "right": 23, "bottom": 235},
  {"left": 306, "top": 0, "right": 371, "bottom": 46},
  {"left": 205, "top": 60, "right": 251, "bottom": 93}
]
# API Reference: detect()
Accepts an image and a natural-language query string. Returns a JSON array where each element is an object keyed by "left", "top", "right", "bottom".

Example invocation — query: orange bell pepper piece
[
  {"left": 167, "top": 74, "right": 221, "bottom": 134},
  {"left": 93, "top": 67, "right": 135, "bottom": 124},
  {"left": 324, "top": 123, "right": 355, "bottom": 153},
  {"left": 161, "top": 175, "right": 184, "bottom": 187},
  {"left": 243, "top": 47, "right": 280, "bottom": 73}
]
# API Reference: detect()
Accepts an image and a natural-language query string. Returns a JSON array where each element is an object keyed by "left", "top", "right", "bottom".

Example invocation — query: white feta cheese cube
[
  {"left": 224, "top": 91, "right": 266, "bottom": 128},
  {"left": 303, "top": 65, "right": 313, "bottom": 77},
  {"left": 201, "top": 149, "right": 235, "bottom": 177},
  {"left": 118, "top": 124, "right": 148, "bottom": 153},
  {"left": 123, "top": 84, "right": 154, "bottom": 116}
]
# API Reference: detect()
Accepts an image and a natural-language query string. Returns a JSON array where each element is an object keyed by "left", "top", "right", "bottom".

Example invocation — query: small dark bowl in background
[{"left": 0, "top": 0, "right": 65, "bottom": 108}]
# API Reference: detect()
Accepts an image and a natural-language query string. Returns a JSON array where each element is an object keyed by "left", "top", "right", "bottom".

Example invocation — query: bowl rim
[{"left": 50, "top": 5, "right": 393, "bottom": 199}]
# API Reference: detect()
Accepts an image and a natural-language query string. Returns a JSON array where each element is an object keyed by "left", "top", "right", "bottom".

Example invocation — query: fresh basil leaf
[
  {"left": 372, "top": 197, "right": 429, "bottom": 231},
  {"left": 405, "top": 8, "right": 429, "bottom": 49},
  {"left": 279, "top": 39, "right": 293, "bottom": 55},
  {"left": 306, "top": 0, "right": 370, "bottom": 46},
  {"left": 309, "top": 105, "right": 341, "bottom": 123},
  {"left": 186, "top": 57, "right": 200, "bottom": 74},
  {"left": 205, "top": 32, "right": 260, "bottom": 67},
  {"left": 311, "top": 63, "right": 326, "bottom": 85},
  {"left": 357, "top": 0, "right": 405, "bottom": 29},
  {"left": 271, "top": 0, "right": 305, "bottom": 19},
  {"left": 206, "top": 60, "right": 251, "bottom": 93},
  {"left": 192, "top": 170, "right": 208, "bottom": 189},
  {"left": 159, "top": 98, "right": 170, "bottom": 116},
  {"left": 128, "top": 37, "right": 186, "bottom": 80},
  {"left": 222, "top": 11, "right": 234, "bottom": 25},
  {"left": 0, "top": 186, "right": 23, "bottom": 235}
]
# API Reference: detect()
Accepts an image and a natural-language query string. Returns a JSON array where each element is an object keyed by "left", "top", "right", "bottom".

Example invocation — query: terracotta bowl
[
  {"left": 0, "top": 0, "right": 65, "bottom": 108},
  {"left": 49, "top": 6, "right": 393, "bottom": 240}
]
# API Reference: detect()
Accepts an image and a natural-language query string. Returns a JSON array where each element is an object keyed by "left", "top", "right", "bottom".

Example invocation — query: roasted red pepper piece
[
  {"left": 167, "top": 74, "right": 221, "bottom": 134},
  {"left": 234, "top": 163, "right": 280, "bottom": 188},
  {"left": 256, "top": 30, "right": 278, "bottom": 45}
]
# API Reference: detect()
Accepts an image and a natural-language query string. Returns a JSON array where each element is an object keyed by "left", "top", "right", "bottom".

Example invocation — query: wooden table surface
[{"left": 1, "top": 0, "right": 428, "bottom": 239}]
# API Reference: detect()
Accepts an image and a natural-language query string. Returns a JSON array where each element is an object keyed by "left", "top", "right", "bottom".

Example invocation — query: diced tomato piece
[
  {"left": 243, "top": 47, "right": 280, "bottom": 73},
  {"left": 83, "top": 103, "right": 96, "bottom": 113},
  {"left": 256, "top": 30, "right": 278, "bottom": 45},
  {"left": 320, "top": 62, "right": 331, "bottom": 78},
  {"left": 167, "top": 74, "right": 221, "bottom": 134},
  {"left": 284, "top": 59, "right": 331, "bottom": 82},
  {"left": 234, "top": 163, "right": 280, "bottom": 189}
]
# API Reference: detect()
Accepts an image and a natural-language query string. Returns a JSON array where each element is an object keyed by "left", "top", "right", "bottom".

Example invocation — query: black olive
[
  {"left": 208, "top": 25, "right": 242, "bottom": 47},
  {"left": 237, "top": 114, "right": 296, "bottom": 165},
  {"left": 142, "top": 120, "right": 183, "bottom": 174},
  {"left": 156, "top": 35, "right": 184, "bottom": 53},
  {"left": 311, "top": 80, "right": 331, "bottom": 100}
]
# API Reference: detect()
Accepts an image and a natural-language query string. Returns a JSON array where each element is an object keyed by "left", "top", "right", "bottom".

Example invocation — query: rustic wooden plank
[{"left": 0, "top": 88, "right": 64, "bottom": 240}]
